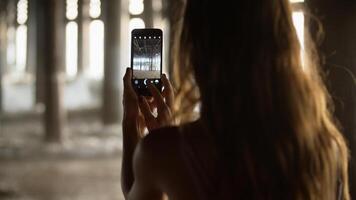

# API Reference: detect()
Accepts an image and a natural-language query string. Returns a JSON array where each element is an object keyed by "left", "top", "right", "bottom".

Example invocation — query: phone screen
[{"left": 131, "top": 29, "right": 162, "bottom": 96}]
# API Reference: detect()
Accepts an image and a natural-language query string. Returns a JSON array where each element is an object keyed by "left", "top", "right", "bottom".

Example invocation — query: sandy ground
[
  {"left": 0, "top": 110, "right": 125, "bottom": 200},
  {"left": 0, "top": 157, "right": 124, "bottom": 200}
]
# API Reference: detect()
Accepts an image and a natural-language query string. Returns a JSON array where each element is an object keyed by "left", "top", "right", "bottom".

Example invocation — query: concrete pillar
[
  {"left": 102, "top": 0, "right": 122, "bottom": 124},
  {"left": 26, "top": 0, "right": 37, "bottom": 75},
  {"left": 77, "top": 0, "right": 90, "bottom": 74},
  {"left": 0, "top": 0, "right": 8, "bottom": 113},
  {"left": 308, "top": 0, "right": 356, "bottom": 198},
  {"left": 143, "top": 0, "right": 153, "bottom": 28},
  {"left": 41, "top": 0, "right": 67, "bottom": 142},
  {"left": 35, "top": 0, "right": 45, "bottom": 104}
]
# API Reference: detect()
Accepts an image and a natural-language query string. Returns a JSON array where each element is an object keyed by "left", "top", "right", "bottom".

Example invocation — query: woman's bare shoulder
[
  {"left": 132, "top": 126, "right": 185, "bottom": 188},
  {"left": 134, "top": 121, "right": 210, "bottom": 172},
  {"left": 133, "top": 123, "right": 204, "bottom": 199},
  {"left": 134, "top": 122, "right": 202, "bottom": 171},
  {"left": 136, "top": 126, "right": 189, "bottom": 172},
  {"left": 137, "top": 121, "right": 203, "bottom": 157}
]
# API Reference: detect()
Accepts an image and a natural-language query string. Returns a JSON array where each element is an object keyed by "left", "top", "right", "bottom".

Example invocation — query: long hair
[{"left": 172, "top": 0, "right": 350, "bottom": 199}]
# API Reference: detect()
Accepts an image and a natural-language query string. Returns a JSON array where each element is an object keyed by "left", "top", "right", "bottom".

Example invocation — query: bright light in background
[
  {"left": 15, "top": 25, "right": 27, "bottom": 72},
  {"left": 66, "top": 0, "right": 78, "bottom": 20},
  {"left": 129, "top": 0, "right": 144, "bottom": 15},
  {"left": 292, "top": 11, "right": 305, "bottom": 68},
  {"left": 293, "top": 12, "right": 305, "bottom": 49},
  {"left": 89, "top": 20, "right": 104, "bottom": 79},
  {"left": 90, "top": 0, "right": 101, "bottom": 18},
  {"left": 14, "top": 0, "right": 28, "bottom": 73},
  {"left": 129, "top": 18, "right": 145, "bottom": 31},
  {"left": 66, "top": 22, "right": 78, "bottom": 77},
  {"left": 17, "top": 0, "right": 28, "bottom": 25},
  {"left": 88, "top": 0, "right": 104, "bottom": 79},
  {"left": 66, "top": 0, "right": 79, "bottom": 77}
]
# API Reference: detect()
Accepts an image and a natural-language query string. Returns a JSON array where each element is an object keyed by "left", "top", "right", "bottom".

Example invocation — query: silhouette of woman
[{"left": 121, "top": 0, "right": 350, "bottom": 199}]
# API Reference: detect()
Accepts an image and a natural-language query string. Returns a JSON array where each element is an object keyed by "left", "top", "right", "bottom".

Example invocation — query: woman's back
[
  {"left": 137, "top": 120, "right": 346, "bottom": 200},
  {"left": 137, "top": 119, "right": 327, "bottom": 200}
]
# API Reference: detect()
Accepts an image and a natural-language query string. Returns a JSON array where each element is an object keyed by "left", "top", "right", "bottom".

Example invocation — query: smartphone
[{"left": 131, "top": 28, "right": 163, "bottom": 96}]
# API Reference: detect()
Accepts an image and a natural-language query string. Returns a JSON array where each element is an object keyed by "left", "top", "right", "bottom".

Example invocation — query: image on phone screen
[{"left": 131, "top": 29, "right": 162, "bottom": 96}]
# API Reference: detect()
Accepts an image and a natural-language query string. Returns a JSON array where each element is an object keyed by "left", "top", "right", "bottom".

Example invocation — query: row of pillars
[
  {"left": 0, "top": 0, "right": 149, "bottom": 141},
  {"left": 0, "top": 0, "right": 179, "bottom": 142}
]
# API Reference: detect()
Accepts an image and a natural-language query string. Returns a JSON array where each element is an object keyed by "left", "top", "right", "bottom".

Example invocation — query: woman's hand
[
  {"left": 122, "top": 68, "right": 145, "bottom": 140},
  {"left": 122, "top": 68, "right": 175, "bottom": 137},
  {"left": 139, "top": 74, "right": 175, "bottom": 131}
]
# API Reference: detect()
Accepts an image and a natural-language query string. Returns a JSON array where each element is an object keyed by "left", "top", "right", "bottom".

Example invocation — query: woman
[{"left": 121, "top": 0, "right": 350, "bottom": 199}]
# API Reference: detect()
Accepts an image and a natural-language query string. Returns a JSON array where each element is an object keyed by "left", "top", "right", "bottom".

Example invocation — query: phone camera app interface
[{"left": 132, "top": 35, "right": 161, "bottom": 87}]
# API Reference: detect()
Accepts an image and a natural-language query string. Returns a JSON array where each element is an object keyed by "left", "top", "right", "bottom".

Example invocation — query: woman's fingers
[
  {"left": 146, "top": 96, "right": 156, "bottom": 111},
  {"left": 123, "top": 71, "right": 174, "bottom": 132},
  {"left": 139, "top": 96, "right": 153, "bottom": 116},
  {"left": 123, "top": 68, "right": 131, "bottom": 89},
  {"left": 148, "top": 83, "right": 167, "bottom": 112},
  {"left": 161, "top": 74, "right": 174, "bottom": 110},
  {"left": 137, "top": 112, "right": 146, "bottom": 136},
  {"left": 123, "top": 67, "right": 141, "bottom": 120},
  {"left": 123, "top": 68, "right": 137, "bottom": 99},
  {"left": 139, "top": 96, "right": 157, "bottom": 130}
]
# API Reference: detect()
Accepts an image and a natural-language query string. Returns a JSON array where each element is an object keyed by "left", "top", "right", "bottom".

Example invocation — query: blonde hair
[{"left": 171, "top": 0, "right": 349, "bottom": 199}]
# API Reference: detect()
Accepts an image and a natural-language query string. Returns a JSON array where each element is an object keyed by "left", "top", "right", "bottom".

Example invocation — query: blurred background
[{"left": 0, "top": 0, "right": 355, "bottom": 199}]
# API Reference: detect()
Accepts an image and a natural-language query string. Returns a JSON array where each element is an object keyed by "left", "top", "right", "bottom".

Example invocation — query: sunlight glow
[
  {"left": 66, "top": 0, "right": 78, "bottom": 20},
  {"left": 16, "top": 25, "right": 27, "bottom": 72},
  {"left": 292, "top": 11, "right": 305, "bottom": 69},
  {"left": 66, "top": 22, "right": 78, "bottom": 77},
  {"left": 129, "top": 18, "right": 145, "bottom": 31},
  {"left": 129, "top": 0, "right": 144, "bottom": 15},
  {"left": 89, "top": 20, "right": 104, "bottom": 79},
  {"left": 90, "top": 0, "right": 101, "bottom": 18},
  {"left": 293, "top": 12, "right": 305, "bottom": 49},
  {"left": 17, "top": 0, "right": 28, "bottom": 25}
]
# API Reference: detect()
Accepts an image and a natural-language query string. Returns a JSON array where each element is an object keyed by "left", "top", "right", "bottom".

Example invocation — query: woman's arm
[
  {"left": 121, "top": 68, "right": 144, "bottom": 197},
  {"left": 125, "top": 136, "right": 167, "bottom": 200},
  {"left": 121, "top": 68, "right": 174, "bottom": 199},
  {"left": 121, "top": 119, "right": 141, "bottom": 196}
]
